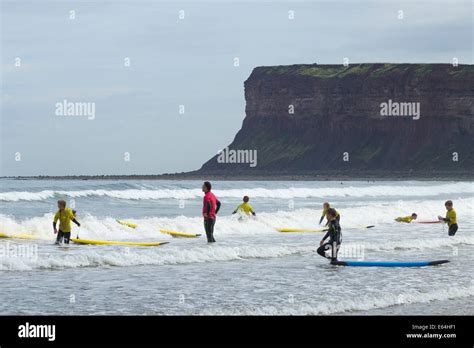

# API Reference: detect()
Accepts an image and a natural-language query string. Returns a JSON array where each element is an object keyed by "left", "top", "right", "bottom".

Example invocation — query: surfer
[
  {"left": 438, "top": 200, "right": 458, "bottom": 236},
  {"left": 395, "top": 213, "right": 417, "bottom": 223},
  {"left": 202, "top": 181, "right": 221, "bottom": 243},
  {"left": 319, "top": 202, "right": 340, "bottom": 225},
  {"left": 317, "top": 208, "right": 342, "bottom": 262},
  {"left": 53, "top": 200, "right": 80, "bottom": 244},
  {"left": 232, "top": 196, "right": 256, "bottom": 216}
]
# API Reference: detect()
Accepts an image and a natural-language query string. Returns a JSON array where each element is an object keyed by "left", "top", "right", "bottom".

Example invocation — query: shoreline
[{"left": 1, "top": 172, "right": 473, "bottom": 181}]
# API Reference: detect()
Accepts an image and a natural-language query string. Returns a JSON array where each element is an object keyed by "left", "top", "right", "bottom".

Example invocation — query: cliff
[{"left": 198, "top": 63, "right": 474, "bottom": 177}]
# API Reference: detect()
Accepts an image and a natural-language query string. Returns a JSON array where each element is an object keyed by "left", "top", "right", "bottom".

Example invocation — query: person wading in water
[{"left": 202, "top": 181, "right": 221, "bottom": 243}]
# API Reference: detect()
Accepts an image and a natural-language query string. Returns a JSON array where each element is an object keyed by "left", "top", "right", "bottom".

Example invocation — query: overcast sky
[{"left": 1, "top": 0, "right": 472, "bottom": 176}]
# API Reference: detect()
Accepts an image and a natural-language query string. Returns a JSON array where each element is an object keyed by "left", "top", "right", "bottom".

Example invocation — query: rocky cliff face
[{"left": 199, "top": 63, "right": 474, "bottom": 177}]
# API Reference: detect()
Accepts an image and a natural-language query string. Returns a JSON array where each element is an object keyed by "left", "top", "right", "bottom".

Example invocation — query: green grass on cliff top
[{"left": 258, "top": 63, "right": 472, "bottom": 78}]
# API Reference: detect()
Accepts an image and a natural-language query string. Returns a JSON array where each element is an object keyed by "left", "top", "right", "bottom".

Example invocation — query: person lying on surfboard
[
  {"left": 317, "top": 208, "right": 342, "bottom": 262},
  {"left": 202, "top": 181, "right": 221, "bottom": 243},
  {"left": 395, "top": 213, "right": 417, "bottom": 223},
  {"left": 438, "top": 200, "right": 458, "bottom": 236},
  {"left": 53, "top": 200, "right": 80, "bottom": 245},
  {"left": 232, "top": 196, "right": 256, "bottom": 216},
  {"left": 319, "top": 202, "right": 340, "bottom": 225}
]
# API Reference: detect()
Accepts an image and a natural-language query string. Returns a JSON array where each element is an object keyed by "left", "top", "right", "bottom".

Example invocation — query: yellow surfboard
[
  {"left": 0, "top": 232, "right": 38, "bottom": 240},
  {"left": 116, "top": 220, "right": 138, "bottom": 229},
  {"left": 71, "top": 238, "right": 168, "bottom": 246},
  {"left": 115, "top": 220, "right": 199, "bottom": 238},
  {"left": 277, "top": 228, "right": 327, "bottom": 233},
  {"left": 277, "top": 225, "right": 375, "bottom": 233},
  {"left": 159, "top": 229, "right": 201, "bottom": 238}
]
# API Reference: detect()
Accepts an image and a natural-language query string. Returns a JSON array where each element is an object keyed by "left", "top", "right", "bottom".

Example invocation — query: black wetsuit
[
  {"left": 317, "top": 219, "right": 342, "bottom": 262},
  {"left": 204, "top": 219, "right": 215, "bottom": 243},
  {"left": 56, "top": 230, "right": 71, "bottom": 244},
  {"left": 204, "top": 200, "right": 221, "bottom": 243},
  {"left": 448, "top": 224, "right": 458, "bottom": 236},
  {"left": 442, "top": 218, "right": 458, "bottom": 236},
  {"left": 441, "top": 214, "right": 458, "bottom": 236}
]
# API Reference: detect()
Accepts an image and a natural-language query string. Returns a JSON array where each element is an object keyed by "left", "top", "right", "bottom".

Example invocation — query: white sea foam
[
  {"left": 0, "top": 233, "right": 471, "bottom": 271},
  {"left": 1, "top": 194, "right": 472, "bottom": 271},
  {"left": 0, "top": 182, "right": 472, "bottom": 201},
  {"left": 0, "top": 243, "right": 316, "bottom": 271},
  {"left": 201, "top": 284, "right": 474, "bottom": 315},
  {"left": 0, "top": 196, "right": 472, "bottom": 240}
]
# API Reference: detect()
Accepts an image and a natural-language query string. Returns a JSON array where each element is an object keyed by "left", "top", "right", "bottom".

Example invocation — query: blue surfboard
[{"left": 332, "top": 260, "right": 449, "bottom": 267}]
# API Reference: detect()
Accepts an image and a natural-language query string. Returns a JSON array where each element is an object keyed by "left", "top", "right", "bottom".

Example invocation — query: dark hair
[
  {"left": 412, "top": 213, "right": 417, "bottom": 217},
  {"left": 243, "top": 196, "right": 249, "bottom": 202},
  {"left": 57, "top": 200, "right": 66, "bottom": 207},
  {"left": 326, "top": 208, "right": 337, "bottom": 217},
  {"left": 445, "top": 200, "right": 453, "bottom": 206},
  {"left": 203, "top": 181, "right": 212, "bottom": 191}
]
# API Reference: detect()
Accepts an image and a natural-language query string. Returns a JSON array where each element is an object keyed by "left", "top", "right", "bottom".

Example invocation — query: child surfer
[
  {"left": 395, "top": 213, "right": 418, "bottom": 223},
  {"left": 438, "top": 200, "right": 458, "bottom": 236},
  {"left": 232, "top": 196, "right": 256, "bottom": 216},
  {"left": 317, "top": 208, "right": 342, "bottom": 262},
  {"left": 319, "top": 202, "right": 340, "bottom": 225},
  {"left": 53, "top": 200, "right": 80, "bottom": 244}
]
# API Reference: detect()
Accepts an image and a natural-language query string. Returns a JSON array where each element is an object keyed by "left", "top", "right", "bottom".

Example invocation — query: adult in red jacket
[{"left": 202, "top": 181, "right": 221, "bottom": 243}]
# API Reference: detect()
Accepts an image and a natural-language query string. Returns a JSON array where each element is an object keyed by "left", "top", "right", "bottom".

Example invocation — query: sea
[{"left": 0, "top": 179, "right": 472, "bottom": 315}]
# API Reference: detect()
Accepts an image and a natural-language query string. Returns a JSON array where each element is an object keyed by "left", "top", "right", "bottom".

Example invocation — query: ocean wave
[
  {"left": 0, "top": 182, "right": 472, "bottom": 201},
  {"left": 353, "top": 235, "right": 474, "bottom": 252},
  {"left": 0, "top": 197, "right": 472, "bottom": 240},
  {"left": 0, "top": 234, "right": 471, "bottom": 271},
  {"left": 0, "top": 196, "right": 472, "bottom": 272},
  {"left": 201, "top": 284, "right": 474, "bottom": 315},
  {"left": 0, "top": 243, "right": 315, "bottom": 271}
]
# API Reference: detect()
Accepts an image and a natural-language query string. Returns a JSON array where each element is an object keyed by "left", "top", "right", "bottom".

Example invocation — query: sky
[{"left": 1, "top": 0, "right": 472, "bottom": 176}]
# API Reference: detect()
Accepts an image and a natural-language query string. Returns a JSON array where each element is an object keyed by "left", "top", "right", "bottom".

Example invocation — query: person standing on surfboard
[
  {"left": 202, "top": 181, "right": 221, "bottom": 243},
  {"left": 319, "top": 202, "right": 340, "bottom": 225},
  {"left": 395, "top": 213, "right": 417, "bottom": 223},
  {"left": 438, "top": 200, "right": 458, "bottom": 236},
  {"left": 232, "top": 196, "right": 256, "bottom": 216},
  {"left": 53, "top": 200, "right": 80, "bottom": 244},
  {"left": 317, "top": 208, "right": 341, "bottom": 262}
]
